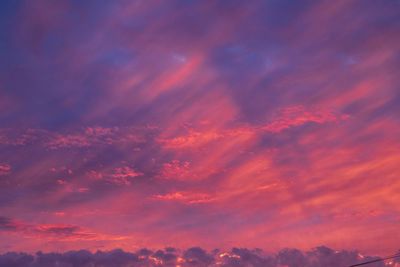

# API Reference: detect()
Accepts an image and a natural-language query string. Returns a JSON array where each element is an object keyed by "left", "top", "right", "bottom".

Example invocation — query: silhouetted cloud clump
[{"left": 1, "top": 246, "right": 398, "bottom": 267}]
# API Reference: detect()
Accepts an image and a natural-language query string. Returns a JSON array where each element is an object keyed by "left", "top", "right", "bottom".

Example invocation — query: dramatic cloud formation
[{"left": 0, "top": 0, "right": 399, "bottom": 261}]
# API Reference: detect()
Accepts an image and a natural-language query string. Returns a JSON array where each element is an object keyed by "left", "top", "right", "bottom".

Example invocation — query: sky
[{"left": 0, "top": 0, "right": 399, "bottom": 264}]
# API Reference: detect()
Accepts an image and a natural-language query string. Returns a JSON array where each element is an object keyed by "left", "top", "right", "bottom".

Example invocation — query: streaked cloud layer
[{"left": 0, "top": 0, "right": 399, "bottom": 259}]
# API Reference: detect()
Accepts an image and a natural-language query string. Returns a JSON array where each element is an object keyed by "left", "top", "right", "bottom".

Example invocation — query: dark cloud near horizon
[
  {"left": 0, "top": 246, "right": 397, "bottom": 267},
  {"left": 0, "top": 216, "right": 119, "bottom": 242},
  {"left": 0, "top": 217, "right": 21, "bottom": 231}
]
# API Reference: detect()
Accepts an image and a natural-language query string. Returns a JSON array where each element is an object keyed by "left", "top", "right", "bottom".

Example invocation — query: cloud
[
  {"left": 109, "top": 167, "right": 144, "bottom": 186},
  {"left": 159, "top": 130, "right": 224, "bottom": 150},
  {"left": 153, "top": 191, "right": 216, "bottom": 204},
  {"left": 0, "top": 216, "right": 125, "bottom": 242},
  {"left": 0, "top": 129, "right": 48, "bottom": 146},
  {"left": 0, "top": 246, "right": 396, "bottom": 267},
  {"left": 0, "top": 164, "right": 11, "bottom": 176},
  {"left": 46, "top": 127, "right": 147, "bottom": 150},
  {"left": 158, "top": 160, "right": 214, "bottom": 181},
  {"left": 160, "top": 160, "right": 192, "bottom": 180},
  {"left": 183, "top": 247, "right": 215, "bottom": 266},
  {"left": 0, "top": 217, "right": 24, "bottom": 231},
  {"left": 47, "top": 133, "right": 92, "bottom": 149},
  {"left": 87, "top": 166, "right": 143, "bottom": 186},
  {"left": 262, "top": 106, "right": 349, "bottom": 133}
]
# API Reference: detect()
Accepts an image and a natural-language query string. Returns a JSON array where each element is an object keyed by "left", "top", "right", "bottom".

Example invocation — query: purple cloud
[{"left": 0, "top": 246, "right": 396, "bottom": 267}]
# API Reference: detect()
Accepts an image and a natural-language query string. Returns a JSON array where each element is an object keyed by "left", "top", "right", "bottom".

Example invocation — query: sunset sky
[{"left": 0, "top": 0, "right": 399, "bottom": 261}]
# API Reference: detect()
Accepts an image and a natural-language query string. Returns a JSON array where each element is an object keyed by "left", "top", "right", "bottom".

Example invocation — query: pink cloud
[
  {"left": 86, "top": 170, "right": 104, "bottom": 180},
  {"left": 56, "top": 179, "right": 90, "bottom": 194},
  {"left": 160, "top": 160, "right": 192, "bottom": 180},
  {"left": 87, "top": 166, "right": 143, "bottom": 186},
  {"left": 46, "top": 133, "right": 92, "bottom": 149},
  {"left": 110, "top": 166, "right": 144, "bottom": 186},
  {"left": 0, "top": 128, "right": 47, "bottom": 146},
  {"left": 263, "top": 106, "right": 349, "bottom": 133},
  {"left": 154, "top": 191, "right": 216, "bottom": 204},
  {"left": 0, "top": 216, "right": 127, "bottom": 242},
  {"left": 159, "top": 130, "right": 223, "bottom": 149},
  {"left": 57, "top": 179, "right": 68, "bottom": 185},
  {"left": 0, "top": 163, "right": 11, "bottom": 176},
  {"left": 45, "top": 127, "right": 147, "bottom": 149},
  {"left": 0, "top": 217, "right": 25, "bottom": 231}
]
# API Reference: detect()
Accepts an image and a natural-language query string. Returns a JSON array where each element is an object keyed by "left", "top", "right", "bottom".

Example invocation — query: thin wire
[{"left": 349, "top": 253, "right": 400, "bottom": 267}]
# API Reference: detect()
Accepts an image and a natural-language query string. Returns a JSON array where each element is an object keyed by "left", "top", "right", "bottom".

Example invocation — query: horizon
[{"left": 1, "top": 246, "right": 399, "bottom": 267}]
